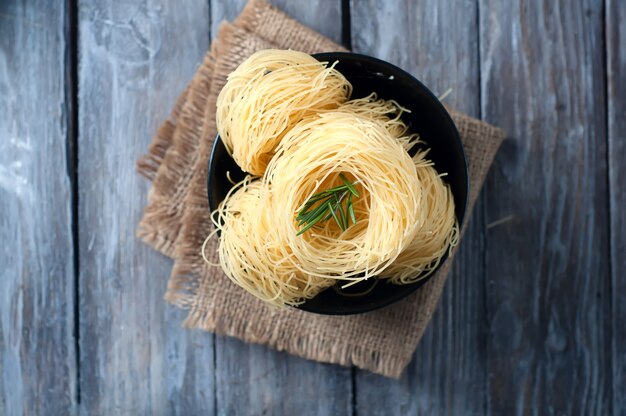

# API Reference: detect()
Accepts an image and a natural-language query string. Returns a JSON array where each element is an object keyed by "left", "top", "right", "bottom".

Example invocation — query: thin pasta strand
[
  {"left": 216, "top": 49, "right": 351, "bottom": 175},
  {"left": 207, "top": 50, "right": 458, "bottom": 307}
]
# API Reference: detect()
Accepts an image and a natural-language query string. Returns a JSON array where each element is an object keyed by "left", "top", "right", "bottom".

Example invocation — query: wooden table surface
[{"left": 1, "top": 0, "right": 624, "bottom": 414}]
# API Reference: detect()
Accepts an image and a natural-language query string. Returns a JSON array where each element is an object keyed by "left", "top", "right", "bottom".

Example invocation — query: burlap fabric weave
[{"left": 137, "top": 0, "right": 505, "bottom": 378}]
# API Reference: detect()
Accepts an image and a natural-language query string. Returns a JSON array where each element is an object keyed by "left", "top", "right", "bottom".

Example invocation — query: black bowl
[{"left": 208, "top": 52, "right": 468, "bottom": 315}]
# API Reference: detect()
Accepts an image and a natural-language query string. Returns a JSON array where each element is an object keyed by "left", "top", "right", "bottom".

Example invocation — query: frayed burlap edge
[
  {"left": 181, "top": 302, "right": 425, "bottom": 378},
  {"left": 165, "top": 23, "right": 275, "bottom": 306},
  {"left": 136, "top": 48, "right": 218, "bottom": 257},
  {"left": 137, "top": 0, "right": 506, "bottom": 378},
  {"left": 160, "top": 23, "right": 505, "bottom": 378},
  {"left": 235, "top": 0, "right": 348, "bottom": 52},
  {"left": 165, "top": 17, "right": 346, "bottom": 306},
  {"left": 136, "top": 0, "right": 346, "bottom": 258}
]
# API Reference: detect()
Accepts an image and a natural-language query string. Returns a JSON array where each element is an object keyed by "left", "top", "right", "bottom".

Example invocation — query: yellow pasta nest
[
  {"left": 208, "top": 49, "right": 458, "bottom": 307},
  {"left": 216, "top": 49, "right": 351, "bottom": 175}
]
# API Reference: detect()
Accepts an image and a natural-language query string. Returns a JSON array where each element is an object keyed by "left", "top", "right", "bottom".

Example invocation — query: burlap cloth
[{"left": 136, "top": 0, "right": 505, "bottom": 378}]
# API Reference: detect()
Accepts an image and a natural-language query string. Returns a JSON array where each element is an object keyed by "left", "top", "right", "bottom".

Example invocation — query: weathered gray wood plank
[
  {"left": 209, "top": 1, "right": 353, "bottom": 415},
  {"left": 349, "top": 0, "right": 486, "bottom": 414},
  {"left": 0, "top": 1, "right": 77, "bottom": 415},
  {"left": 77, "top": 1, "right": 215, "bottom": 414},
  {"left": 215, "top": 338, "right": 353, "bottom": 416},
  {"left": 480, "top": 0, "right": 611, "bottom": 413},
  {"left": 607, "top": 0, "right": 625, "bottom": 413},
  {"left": 211, "top": 0, "right": 343, "bottom": 46}
]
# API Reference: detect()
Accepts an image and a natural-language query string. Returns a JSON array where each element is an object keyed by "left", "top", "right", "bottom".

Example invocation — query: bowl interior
[{"left": 208, "top": 52, "right": 468, "bottom": 315}]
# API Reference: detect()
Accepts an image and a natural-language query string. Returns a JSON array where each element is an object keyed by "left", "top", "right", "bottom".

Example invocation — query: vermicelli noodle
[
  {"left": 216, "top": 49, "right": 351, "bottom": 175},
  {"left": 206, "top": 49, "right": 458, "bottom": 307}
]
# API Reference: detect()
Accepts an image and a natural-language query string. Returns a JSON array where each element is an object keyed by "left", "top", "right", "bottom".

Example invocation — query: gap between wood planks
[
  {"left": 66, "top": 0, "right": 81, "bottom": 405},
  {"left": 341, "top": 2, "right": 359, "bottom": 415}
]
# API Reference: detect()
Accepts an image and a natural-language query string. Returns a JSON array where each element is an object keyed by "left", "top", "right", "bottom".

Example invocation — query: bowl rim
[{"left": 207, "top": 51, "right": 469, "bottom": 315}]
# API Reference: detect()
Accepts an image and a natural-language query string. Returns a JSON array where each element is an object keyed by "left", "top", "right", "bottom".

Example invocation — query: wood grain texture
[
  {"left": 215, "top": 338, "right": 352, "bottom": 416},
  {"left": 607, "top": 0, "right": 626, "bottom": 413},
  {"left": 77, "top": 1, "right": 215, "bottom": 413},
  {"left": 3, "top": 0, "right": 621, "bottom": 414},
  {"left": 209, "top": 2, "right": 353, "bottom": 415},
  {"left": 350, "top": 0, "right": 487, "bottom": 414},
  {"left": 480, "top": 0, "right": 611, "bottom": 414},
  {"left": 0, "top": 1, "right": 77, "bottom": 415},
  {"left": 211, "top": 0, "right": 343, "bottom": 45}
]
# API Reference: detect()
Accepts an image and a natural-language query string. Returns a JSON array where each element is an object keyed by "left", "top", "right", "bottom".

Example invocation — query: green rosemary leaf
[
  {"left": 323, "top": 183, "right": 350, "bottom": 194},
  {"left": 296, "top": 175, "right": 360, "bottom": 235},
  {"left": 347, "top": 194, "right": 356, "bottom": 225},
  {"left": 339, "top": 173, "right": 359, "bottom": 197},
  {"left": 328, "top": 201, "right": 346, "bottom": 231},
  {"left": 296, "top": 219, "right": 318, "bottom": 236},
  {"left": 301, "top": 190, "right": 336, "bottom": 206},
  {"left": 337, "top": 194, "right": 351, "bottom": 230},
  {"left": 296, "top": 207, "right": 330, "bottom": 236},
  {"left": 335, "top": 193, "right": 349, "bottom": 228},
  {"left": 297, "top": 198, "right": 331, "bottom": 223}
]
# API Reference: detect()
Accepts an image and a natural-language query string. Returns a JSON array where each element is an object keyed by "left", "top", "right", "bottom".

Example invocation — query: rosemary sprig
[{"left": 296, "top": 173, "right": 359, "bottom": 236}]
